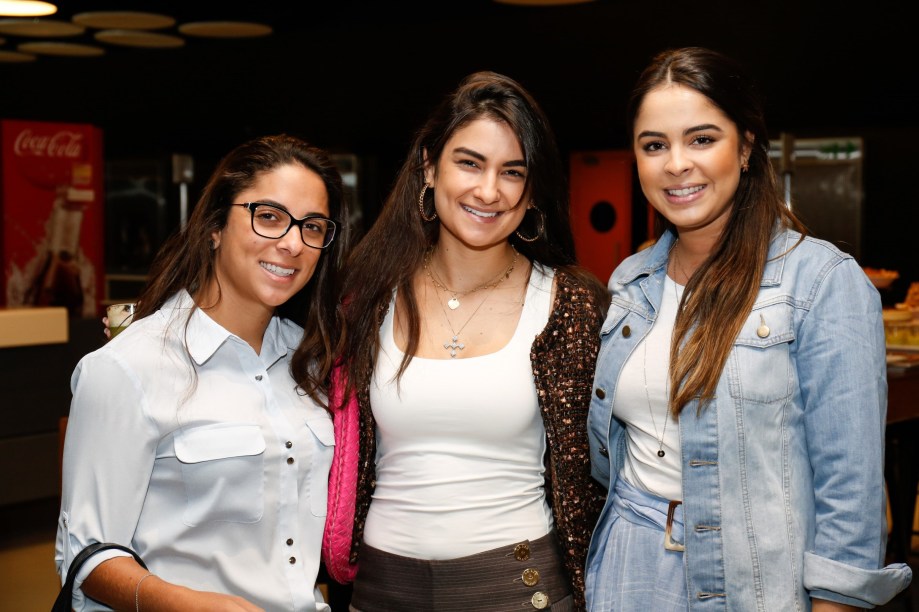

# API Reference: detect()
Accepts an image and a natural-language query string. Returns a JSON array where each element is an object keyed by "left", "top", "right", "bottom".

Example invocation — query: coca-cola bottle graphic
[{"left": 24, "top": 184, "right": 92, "bottom": 316}]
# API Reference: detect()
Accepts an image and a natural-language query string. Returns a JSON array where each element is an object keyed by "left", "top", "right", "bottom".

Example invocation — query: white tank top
[{"left": 363, "top": 264, "right": 555, "bottom": 559}]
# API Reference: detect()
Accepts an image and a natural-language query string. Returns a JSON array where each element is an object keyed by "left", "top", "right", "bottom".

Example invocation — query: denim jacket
[{"left": 586, "top": 228, "right": 912, "bottom": 609}]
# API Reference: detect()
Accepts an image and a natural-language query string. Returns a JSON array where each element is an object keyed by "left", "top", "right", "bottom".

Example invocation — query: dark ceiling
[{"left": 1, "top": 0, "right": 912, "bottom": 161}]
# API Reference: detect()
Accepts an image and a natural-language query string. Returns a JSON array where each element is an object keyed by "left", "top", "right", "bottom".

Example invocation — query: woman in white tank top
[{"left": 333, "top": 71, "right": 610, "bottom": 612}]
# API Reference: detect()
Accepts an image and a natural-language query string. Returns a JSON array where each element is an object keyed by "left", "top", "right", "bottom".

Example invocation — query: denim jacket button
[
  {"left": 595, "top": 387, "right": 606, "bottom": 400},
  {"left": 599, "top": 445, "right": 609, "bottom": 457},
  {"left": 622, "top": 325, "right": 631, "bottom": 338}
]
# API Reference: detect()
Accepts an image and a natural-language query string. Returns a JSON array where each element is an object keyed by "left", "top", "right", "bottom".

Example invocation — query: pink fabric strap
[{"left": 321, "top": 366, "right": 359, "bottom": 584}]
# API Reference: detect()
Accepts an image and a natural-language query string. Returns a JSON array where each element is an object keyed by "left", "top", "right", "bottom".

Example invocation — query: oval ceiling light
[
  {"left": 73, "top": 11, "right": 175, "bottom": 30},
  {"left": 0, "top": 18, "right": 83, "bottom": 36},
  {"left": 0, "top": 1, "right": 57, "bottom": 17},
  {"left": 178, "top": 21, "right": 272, "bottom": 38},
  {"left": 0, "top": 48, "right": 36, "bottom": 61},
  {"left": 94, "top": 29, "right": 185, "bottom": 48},
  {"left": 18, "top": 40, "right": 103, "bottom": 56}
]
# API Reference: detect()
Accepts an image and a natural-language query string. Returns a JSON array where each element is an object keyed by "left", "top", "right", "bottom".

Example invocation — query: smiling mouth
[
  {"left": 666, "top": 185, "right": 705, "bottom": 197},
  {"left": 261, "top": 262, "right": 295, "bottom": 276},
  {"left": 462, "top": 205, "right": 500, "bottom": 218}
]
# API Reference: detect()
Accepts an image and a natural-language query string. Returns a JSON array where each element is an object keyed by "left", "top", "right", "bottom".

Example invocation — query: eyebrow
[
  {"left": 453, "top": 146, "right": 526, "bottom": 168},
  {"left": 251, "top": 200, "right": 328, "bottom": 219},
  {"left": 637, "top": 123, "right": 725, "bottom": 140}
]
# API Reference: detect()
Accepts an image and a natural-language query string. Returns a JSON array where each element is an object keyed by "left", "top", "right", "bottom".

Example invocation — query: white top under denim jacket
[
  {"left": 586, "top": 228, "right": 912, "bottom": 609},
  {"left": 56, "top": 290, "right": 333, "bottom": 611}
]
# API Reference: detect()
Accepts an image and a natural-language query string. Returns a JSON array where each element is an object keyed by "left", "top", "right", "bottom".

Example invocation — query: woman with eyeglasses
[
  {"left": 328, "top": 71, "right": 609, "bottom": 611},
  {"left": 56, "top": 134, "right": 350, "bottom": 611}
]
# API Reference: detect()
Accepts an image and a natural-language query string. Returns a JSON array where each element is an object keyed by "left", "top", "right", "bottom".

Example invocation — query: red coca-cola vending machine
[{"left": 1, "top": 119, "right": 104, "bottom": 318}]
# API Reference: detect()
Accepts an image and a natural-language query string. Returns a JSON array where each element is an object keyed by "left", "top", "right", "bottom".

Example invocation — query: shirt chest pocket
[
  {"left": 174, "top": 422, "right": 266, "bottom": 526},
  {"left": 728, "top": 303, "right": 796, "bottom": 404}
]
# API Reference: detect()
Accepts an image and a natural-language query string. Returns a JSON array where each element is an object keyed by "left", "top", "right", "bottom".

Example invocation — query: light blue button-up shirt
[
  {"left": 586, "top": 229, "right": 912, "bottom": 609},
  {"left": 56, "top": 290, "right": 334, "bottom": 611}
]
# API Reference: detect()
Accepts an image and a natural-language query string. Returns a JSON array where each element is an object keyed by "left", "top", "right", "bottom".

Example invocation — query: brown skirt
[{"left": 349, "top": 531, "right": 573, "bottom": 612}]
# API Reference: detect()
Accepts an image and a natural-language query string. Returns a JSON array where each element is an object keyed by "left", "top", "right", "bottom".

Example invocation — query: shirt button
[
  {"left": 595, "top": 387, "right": 606, "bottom": 400},
  {"left": 513, "top": 543, "right": 530, "bottom": 562},
  {"left": 255, "top": 375, "right": 263, "bottom": 381},
  {"left": 521, "top": 568, "right": 540, "bottom": 586},
  {"left": 289, "top": 557, "right": 296, "bottom": 564},
  {"left": 285, "top": 441, "right": 293, "bottom": 449},
  {"left": 531, "top": 592, "right": 550, "bottom": 609},
  {"left": 286, "top": 538, "right": 294, "bottom": 546},
  {"left": 622, "top": 325, "right": 631, "bottom": 338},
  {"left": 287, "top": 457, "right": 295, "bottom": 465}
]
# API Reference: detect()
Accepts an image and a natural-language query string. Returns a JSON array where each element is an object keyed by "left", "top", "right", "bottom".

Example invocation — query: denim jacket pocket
[{"left": 728, "top": 302, "right": 796, "bottom": 404}]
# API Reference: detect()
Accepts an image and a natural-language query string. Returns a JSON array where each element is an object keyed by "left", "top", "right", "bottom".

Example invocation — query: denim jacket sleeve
[{"left": 795, "top": 254, "right": 912, "bottom": 606}]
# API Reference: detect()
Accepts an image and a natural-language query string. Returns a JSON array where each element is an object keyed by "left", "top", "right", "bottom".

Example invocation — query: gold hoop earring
[
  {"left": 515, "top": 208, "right": 544, "bottom": 243},
  {"left": 418, "top": 184, "right": 437, "bottom": 222}
]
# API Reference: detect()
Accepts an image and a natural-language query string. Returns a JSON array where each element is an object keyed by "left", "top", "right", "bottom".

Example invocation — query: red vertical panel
[
  {"left": 1, "top": 120, "right": 105, "bottom": 316},
  {"left": 569, "top": 150, "right": 633, "bottom": 284}
]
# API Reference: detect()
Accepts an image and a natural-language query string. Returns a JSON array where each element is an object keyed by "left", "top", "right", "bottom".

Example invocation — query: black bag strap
[{"left": 52, "top": 542, "right": 147, "bottom": 612}]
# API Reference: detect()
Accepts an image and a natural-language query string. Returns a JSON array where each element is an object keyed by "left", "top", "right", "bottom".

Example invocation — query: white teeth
[
  {"left": 462, "top": 205, "right": 499, "bottom": 218},
  {"left": 667, "top": 185, "right": 704, "bottom": 197},
  {"left": 261, "top": 262, "right": 294, "bottom": 276}
]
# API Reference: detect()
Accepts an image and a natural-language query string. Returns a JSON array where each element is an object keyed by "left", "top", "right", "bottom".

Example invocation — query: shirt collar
[{"left": 164, "top": 290, "right": 304, "bottom": 367}]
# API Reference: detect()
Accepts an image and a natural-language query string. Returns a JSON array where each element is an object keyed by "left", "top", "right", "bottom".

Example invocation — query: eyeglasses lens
[{"left": 250, "top": 204, "right": 335, "bottom": 248}]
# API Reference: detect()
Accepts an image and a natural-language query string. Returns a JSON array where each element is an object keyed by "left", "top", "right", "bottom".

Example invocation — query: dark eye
[
  {"left": 254, "top": 206, "right": 284, "bottom": 224},
  {"left": 641, "top": 141, "right": 666, "bottom": 153},
  {"left": 691, "top": 134, "right": 716, "bottom": 146},
  {"left": 302, "top": 220, "right": 326, "bottom": 234}
]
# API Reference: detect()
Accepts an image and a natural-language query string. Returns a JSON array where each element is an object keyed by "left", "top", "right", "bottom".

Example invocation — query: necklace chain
[
  {"left": 642, "top": 337, "right": 669, "bottom": 458},
  {"left": 643, "top": 269, "right": 682, "bottom": 459},
  {"left": 434, "top": 282, "right": 498, "bottom": 358},
  {"left": 424, "top": 246, "right": 518, "bottom": 310}
]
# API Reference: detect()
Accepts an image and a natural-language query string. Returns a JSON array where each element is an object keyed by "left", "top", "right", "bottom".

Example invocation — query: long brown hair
[
  {"left": 627, "top": 47, "right": 806, "bottom": 415},
  {"left": 135, "top": 134, "right": 350, "bottom": 407},
  {"left": 340, "top": 71, "right": 608, "bottom": 398}
]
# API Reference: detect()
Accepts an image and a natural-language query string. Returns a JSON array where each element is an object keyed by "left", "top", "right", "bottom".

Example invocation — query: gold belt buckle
[{"left": 664, "top": 500, "right": 685, "bottom": 552}]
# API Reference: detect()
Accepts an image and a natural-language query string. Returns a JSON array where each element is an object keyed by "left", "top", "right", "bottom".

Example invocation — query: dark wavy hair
[
  {"left": 135, "top": 134, "right": 351, "bottom": 407},
  {"left": 628, "top": 47, "right": 806, "bottom": 415}
]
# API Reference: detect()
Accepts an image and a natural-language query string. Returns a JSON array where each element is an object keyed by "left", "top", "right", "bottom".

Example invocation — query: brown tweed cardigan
[{"left": 347, "top": 268, "right": 607, "bottom": 611}]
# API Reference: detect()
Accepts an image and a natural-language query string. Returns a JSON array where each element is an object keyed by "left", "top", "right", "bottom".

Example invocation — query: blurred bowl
[{"left": 863, "top": 267, "right": 899, "bottom": 289}]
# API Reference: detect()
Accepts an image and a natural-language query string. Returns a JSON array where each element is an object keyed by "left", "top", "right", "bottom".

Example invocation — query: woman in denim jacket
[{"left": 585, "top": 47, "right": 912, "bottom": 610}]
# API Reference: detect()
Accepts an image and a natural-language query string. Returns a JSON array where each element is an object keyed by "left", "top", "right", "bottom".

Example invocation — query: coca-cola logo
[{"left": 13, "top": 129, "right": 84, "bottom": 158}]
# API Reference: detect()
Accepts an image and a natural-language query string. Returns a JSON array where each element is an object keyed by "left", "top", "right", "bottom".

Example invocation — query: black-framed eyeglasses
[{"left": 235, "top": 202, "right": 337, "bottom": 249}]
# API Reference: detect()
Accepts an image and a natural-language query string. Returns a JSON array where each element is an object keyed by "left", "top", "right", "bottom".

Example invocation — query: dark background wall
[{"left": 1, "top": 0, "right": 915, "bottom": 287}]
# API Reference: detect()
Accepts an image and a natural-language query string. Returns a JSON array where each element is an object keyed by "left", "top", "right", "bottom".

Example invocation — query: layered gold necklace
[
  {"left": 423, "top": 246, "right": 518, "bottom": 358},
  {"left": 423, "top": 246, "right": 518, "bottom": 310}
]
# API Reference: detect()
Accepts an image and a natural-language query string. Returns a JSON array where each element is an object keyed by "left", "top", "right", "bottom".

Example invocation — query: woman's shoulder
[{"left": 545, "top": 265, "right": 608, "bottom": 323}]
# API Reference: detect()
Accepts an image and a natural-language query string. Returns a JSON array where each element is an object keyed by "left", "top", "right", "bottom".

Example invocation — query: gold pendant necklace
[{"left": 423, "top": 246, "right": 517, "bottom": 310}]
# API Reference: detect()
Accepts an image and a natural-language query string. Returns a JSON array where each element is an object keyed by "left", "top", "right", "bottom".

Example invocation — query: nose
[
  {"left": 664, "top": 146, "right": 692, "bottom": 176},
  {"left": 473, "top": 171, "right": 501, "bottom": 204},
  {"left": 277, "top": 226, "right": 305, "bottom": 255}
]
